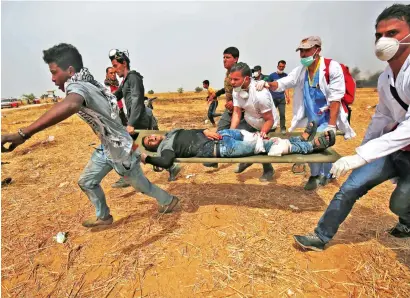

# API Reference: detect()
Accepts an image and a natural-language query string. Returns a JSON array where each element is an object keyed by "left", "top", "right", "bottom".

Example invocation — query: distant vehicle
[
  {"left": 33, "top": 98, "right": 41, "bottom": 104},
  {"left": 1, "top": 98, "right": 21, "bottom": 109}
]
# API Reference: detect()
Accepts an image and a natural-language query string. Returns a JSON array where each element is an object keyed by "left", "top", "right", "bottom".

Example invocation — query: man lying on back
[{"left": 140, "top": 122, "right": 335, "bottom": 169}]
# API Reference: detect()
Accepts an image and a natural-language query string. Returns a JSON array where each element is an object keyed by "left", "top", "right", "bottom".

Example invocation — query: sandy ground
[{"left": 1, "top": 89, "right": 409, "bottom": 297}]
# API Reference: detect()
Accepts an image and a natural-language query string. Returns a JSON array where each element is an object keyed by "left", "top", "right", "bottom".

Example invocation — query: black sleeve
[
  {"left": 114, "top": 87, "right": 123, "bottom": 101},
  {"left": 145, "top": 150, "right": 175, "bottom": 169},
  {"left": 127, "top": 74, "right": 145, "bottom": 127},
  {"left": 215, "top": 88, "right": 225, "bottom": 97}
]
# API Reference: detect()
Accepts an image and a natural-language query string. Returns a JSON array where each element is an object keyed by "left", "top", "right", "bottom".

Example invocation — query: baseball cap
[{"left": 295, "top": 36, "right": 322, "bottom": 51}]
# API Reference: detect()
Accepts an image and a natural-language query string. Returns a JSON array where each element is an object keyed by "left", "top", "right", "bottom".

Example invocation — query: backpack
[{"left": 324, "top": 58, "right": 356, "bottom": 123}]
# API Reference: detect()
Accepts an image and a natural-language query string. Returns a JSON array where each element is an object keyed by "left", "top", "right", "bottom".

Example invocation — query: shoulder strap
[
  {"left": 324, "top": 58, "right": 332, "bottom": 84},
  {"left": 390, "top": 85, "right": 409, "bottom": 111}
]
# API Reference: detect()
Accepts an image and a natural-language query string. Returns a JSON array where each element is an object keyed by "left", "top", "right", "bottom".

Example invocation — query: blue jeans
[
  {"left": 308, "top": 122, "right": 332, "bottom": 177},
  {"left": 218, "top": 130, "right": 314, "bottom": 157},
  {"left": 315, "top": 151, "right": 410, "bottom": 243},
  {"left": 207, "top": 101, "right": 222, "bottom": 125},
  {"left": 78, "top": 145, "right": 173, "bottom": 219}
]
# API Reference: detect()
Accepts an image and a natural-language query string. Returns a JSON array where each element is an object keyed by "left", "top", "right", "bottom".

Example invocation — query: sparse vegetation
[
  {"left": 177, "top": 87, "right": 184, "bottom": 94},
  {"left": 195, "top": 87, "right": 203, "bottom": 93},
  {"left": 148, "top": 90, "right": 154, "bottom": 94},
  {"left": 22, "top": 93, "right": 36, "bottom": 104}
]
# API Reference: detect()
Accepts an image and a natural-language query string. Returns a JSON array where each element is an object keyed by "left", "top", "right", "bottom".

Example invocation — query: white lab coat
[
  {"left": 275, "top": 57, "right": 356, "bottom": 139},
  {"left": 356, "top": 54, "right": 410, "bottom": 163}
]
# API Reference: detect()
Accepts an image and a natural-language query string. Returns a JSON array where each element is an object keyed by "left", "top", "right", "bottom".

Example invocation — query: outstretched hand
[{"left": 1, "top": 133, "right": 25, "bottom": 152}]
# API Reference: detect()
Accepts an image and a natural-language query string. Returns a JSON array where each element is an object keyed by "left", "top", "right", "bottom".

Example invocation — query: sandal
[
  {"left": 301, "top": 121, "right": 318, "bottom": 142},
  {"left": 312, "top": 130, "right": 336, "bottom": 151}
]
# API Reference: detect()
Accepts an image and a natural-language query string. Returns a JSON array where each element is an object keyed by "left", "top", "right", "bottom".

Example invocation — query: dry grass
[{"left": 1, "top": 89, "right": 410, "bottom": 297}]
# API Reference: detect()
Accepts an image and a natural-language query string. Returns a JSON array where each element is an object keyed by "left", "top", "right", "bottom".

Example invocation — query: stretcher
[{"left": 134, "top": 130, "right": 342, "bottom": 164}]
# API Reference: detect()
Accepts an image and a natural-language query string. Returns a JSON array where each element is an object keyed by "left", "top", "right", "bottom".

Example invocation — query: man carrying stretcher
[{"left": 140, "top": 121, "right": 335, "bottom": 169}]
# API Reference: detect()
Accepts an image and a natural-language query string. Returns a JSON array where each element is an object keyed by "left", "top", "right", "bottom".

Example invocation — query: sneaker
[
  {"left": 168, "top": 164, "right": 182, "bottom": 182},
  {"left": 259, "top": 170, "right": 274, "bottom": 182},
  {"left": 304, "top": 175, "right": 320, "bottom": 190},
  {"left": 293, "top": 233, "right": 326, "bottom": 251},
  {"left": 319, "top": 175, "right": 336, "bottom": 186},
  {"left": 234, "top": 163, "right": 252, "bottom": 173},
  {"left": 203, "top": 163, "right": 218, "bottom": 168},
  {"left": 111, "top": 177, "right": 131, "bottom": 188},
  {"left": 158, "top": 196, "right": 180, "bottom": 214},
  {"left": 388, "top": 222, "right": 410, "bottom": 238},
  {"left": 82, "top": 215, "right": 113, "bottom": 228}
]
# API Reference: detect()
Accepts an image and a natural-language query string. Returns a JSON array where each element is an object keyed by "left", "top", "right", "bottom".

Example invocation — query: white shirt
[
  {"left": 275, "top": 57, "right": 356, "bottom": 139},
  {"left": 356, "top": 54, "right": 410, "bottom": 162},
  {"left": 233, "top": 80, "right": 279, "bottom": 130}
]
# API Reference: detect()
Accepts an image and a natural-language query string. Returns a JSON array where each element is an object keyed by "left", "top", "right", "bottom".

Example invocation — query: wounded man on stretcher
[{"left": 140, "top": 121, "right": 335, "bottom": 169}]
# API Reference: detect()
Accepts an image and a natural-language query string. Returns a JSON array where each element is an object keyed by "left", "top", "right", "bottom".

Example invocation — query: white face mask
[
  {"left": 253, "top": 72, "right": 260, "bottom": 77},
  {"left": 375, "top": 33, "right": 410, "bottom": 61}
]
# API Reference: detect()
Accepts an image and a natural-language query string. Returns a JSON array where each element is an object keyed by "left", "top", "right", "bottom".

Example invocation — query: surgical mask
[
  {"left": 300, "top": 49, "right": 318, "bottom": 67},
  {"left": 375, "top": 33, "right": 410, "bottom": 61},
  {"left": 253, "top": 72, "right": 260, "bottom": 77}
]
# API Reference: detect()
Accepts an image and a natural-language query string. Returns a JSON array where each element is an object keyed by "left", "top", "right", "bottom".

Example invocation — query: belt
[{"left": 213, "top": 141, "right": 221, "bottom": 157}]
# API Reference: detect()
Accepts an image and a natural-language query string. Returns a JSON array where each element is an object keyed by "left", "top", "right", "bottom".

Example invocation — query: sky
[{"left": 0, "top": 1, "right": 399, "bottom": 98}]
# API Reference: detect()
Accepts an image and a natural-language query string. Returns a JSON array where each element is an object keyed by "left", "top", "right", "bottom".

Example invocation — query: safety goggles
[{"left": 108, "top": 49, "right": 129, "bottom": 61}]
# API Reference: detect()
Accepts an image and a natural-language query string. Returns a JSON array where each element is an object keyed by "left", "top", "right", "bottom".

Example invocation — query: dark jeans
[
  {"left": 217, "top": 109, "right": 233, "bottom": 131},
  {"left": 236, "top": 120, "right": 274, "bottom": 173},
  {"left": 207, "top": 101, "right": 222, "bottom": 125},
  {"left": 315, "top": 150, "right": 410, "bottom": 243},
  {"left": 273, "top": 97, "right": 286, "bottom": 131}
]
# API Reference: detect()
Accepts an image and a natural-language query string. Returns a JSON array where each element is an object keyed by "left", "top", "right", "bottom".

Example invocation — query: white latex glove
[
  {"left": 324, "top": 125, "right": 337, "bottom": 134},
  {"left": 330, "top": 154, "right": 367, "bottom": 178},
  {"left": 255, "top": 81, "right": 269, "bottom": 91}
]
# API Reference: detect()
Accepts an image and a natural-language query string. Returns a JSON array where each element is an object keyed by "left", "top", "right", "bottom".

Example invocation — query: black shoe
[
  {"left": 304, "top": 175, "right": 320, "bottom": 190},
  {"left": 388, "top": 223, "right": 410, "bottom": 238},
  {"left": 294, "top": 234, "right": 326, "bottom": 251},
  {"left": 111, "top": 177, "right": 131, "bottom": 188},
  {"left": 234, "top": 163, "right": 252, "bottom": 173},
  {"left": 203, "top": 163, "right": 218, "bottom": 168},
  {"left": 319, "top": 175, "right": 335, "bottom": 186},
  {"left": 259, "top": 170, "right": 274, "bottom": 182},
  {"left": 168, "top": 164, "right": 182, "bottom": 182}
]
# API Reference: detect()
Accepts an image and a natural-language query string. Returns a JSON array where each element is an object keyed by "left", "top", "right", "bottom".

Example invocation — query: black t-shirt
[
  {"left": 173, "top": 129, "right": 213, "bottom": 158},
  {"left": 145, "top": 129, "right": 214, "bottom": 168}
]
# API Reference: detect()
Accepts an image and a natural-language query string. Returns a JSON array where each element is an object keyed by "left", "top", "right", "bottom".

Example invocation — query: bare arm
[
  {"left": 230, "top": 106, "right": 242, "bottom": 129},
  {"left": 1, "top": 94, "right": 84, "bottom": 152},
  {"left": 328, "top": 101, "right": 341, "bottom": 126},
  {"left": 260, "top": 110, "right": 274, "bottom": 137}
]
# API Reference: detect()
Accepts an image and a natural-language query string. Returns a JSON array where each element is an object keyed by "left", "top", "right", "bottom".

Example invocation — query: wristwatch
[{"left": 17, "top": 128, "right": 30, "bottom": 140}]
